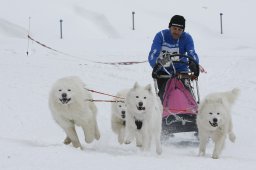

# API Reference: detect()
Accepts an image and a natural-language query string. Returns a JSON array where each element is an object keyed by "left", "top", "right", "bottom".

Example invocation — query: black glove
[
  {"left": 157, "top": 52, "right": 171, "bottom": 66},
  {"left": 152, "top": 63, "right": 161, "bottom": 78},
  {"left": 189, "top": 61, "right": 200, "bottom": 77}
]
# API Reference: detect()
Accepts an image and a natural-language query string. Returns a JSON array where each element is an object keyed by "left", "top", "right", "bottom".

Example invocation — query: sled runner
[{"left": 152, "top": 53, "right": 200, "bottom": 135}]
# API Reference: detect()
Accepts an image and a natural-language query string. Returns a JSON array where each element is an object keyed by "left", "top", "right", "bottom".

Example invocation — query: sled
[{"left": 152, "top": 54, "right": 200, "bottom": 135}]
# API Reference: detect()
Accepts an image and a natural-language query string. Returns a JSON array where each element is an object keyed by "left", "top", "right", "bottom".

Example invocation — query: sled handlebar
[
  {"left": 152, "top": 54, "right": 199, "bottom": 79},
  {"left": 159, "top": 73, "right": 197, "bottom": 79}
]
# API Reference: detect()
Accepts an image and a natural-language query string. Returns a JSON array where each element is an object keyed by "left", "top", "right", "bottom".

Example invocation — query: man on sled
[{"left": 148, "top": 15, "right": 200, "bottom": 137}]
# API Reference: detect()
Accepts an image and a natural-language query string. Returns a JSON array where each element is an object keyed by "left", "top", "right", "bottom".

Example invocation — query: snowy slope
[{"left": 1, "top": 0, "right": 256, "bottom": 169}]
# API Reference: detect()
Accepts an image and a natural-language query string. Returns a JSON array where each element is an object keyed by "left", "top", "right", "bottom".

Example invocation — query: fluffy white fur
[
  {"left": 124, "top": 82, "right": 163, "bottom": 155},
  {"left": 197, "top": 88, "right": 240, "bottom": 159},
  {"left": 111, "top": 89, "right": 129, "bottom": 144},
  {"left": 49, "top": 76, "right": 100, "bottom": 149}
]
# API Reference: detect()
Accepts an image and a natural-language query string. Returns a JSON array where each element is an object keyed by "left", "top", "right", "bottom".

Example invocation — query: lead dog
[
  {"left": 124, "top": 82, "right": 163, "bottom": 155},
  {"left": 197, "top": 88, "right": 240, "bottom": 159},
  {"left": 49, "top": 76, "right": 100, "bottom": 149}
]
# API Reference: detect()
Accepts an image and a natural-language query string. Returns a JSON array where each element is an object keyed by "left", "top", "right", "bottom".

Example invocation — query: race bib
[{"left": 160, "top": 47, "right": 179, "bottom": 67}]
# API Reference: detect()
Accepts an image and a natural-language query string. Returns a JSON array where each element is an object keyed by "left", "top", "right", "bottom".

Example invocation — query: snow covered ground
[{"left": 1, "top": 0, "right": 256, "bottom": 169}]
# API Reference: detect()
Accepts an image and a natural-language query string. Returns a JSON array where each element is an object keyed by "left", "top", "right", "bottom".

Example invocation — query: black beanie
[{"left": 168, "top": 15, "right": 185, "bottom": 29}]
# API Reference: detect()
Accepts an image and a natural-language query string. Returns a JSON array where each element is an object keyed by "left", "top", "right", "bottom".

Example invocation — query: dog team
[{"left": 49, "top": 76, "right": 240, "bottom": 158}]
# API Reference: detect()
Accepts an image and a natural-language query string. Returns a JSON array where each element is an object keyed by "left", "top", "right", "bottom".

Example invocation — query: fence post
[
  {"left": 220, "top": 13, "right": 223, "bottom": 34},
  {"left": 132, "top": 11, "right": 135, "bottom": 30},
  {"left": 26, "top": 16, "right": 31, "bottom": 56},
  {"left": 60, "top": 19, "right": 63, "bottom": 39}
]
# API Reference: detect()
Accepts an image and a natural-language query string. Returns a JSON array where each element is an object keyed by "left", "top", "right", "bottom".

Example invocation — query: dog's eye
[
  {"left": 209, "top": 112, "right": 213, "bottom": 115},
  {"left": 217, "top": 112, "right": 220, "bottom": 115},
  {"left": 119, "top": 105, "right": 121, "bottom": 107},
  {"left": 136, "top": 96, "right": 139, "bottom": 98},
  {"left": 144, "top": 97, "right": 146, "bottom": 99},
  {"left": 68, "top": 89, "right": 71, "bottom": 91},
  {"left": 59, "top": 89, "right": 62, "bottom": 92}
]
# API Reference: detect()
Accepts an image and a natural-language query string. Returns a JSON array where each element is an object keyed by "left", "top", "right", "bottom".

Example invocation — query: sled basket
[
  {"left": 162, "top": 114, "right": 198, "bottom": 134},
  {"left": 162, "top": 77, "right": 198, "bottom": 134},
  {"left": 153, "top": 54, "right": 200, "bottom": 134}
]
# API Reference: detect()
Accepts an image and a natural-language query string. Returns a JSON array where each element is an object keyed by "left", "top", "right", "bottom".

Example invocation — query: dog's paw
[
  {"left": 136, "top": 138, "right": 142, "bottom": 147},
  {"left": 156, "top": 146, "right": 162, "bottom": 155},
  {"left": 85, "top": 138, "right": 94, "bottom": 144},
  {"left": 136, "top": 143, "right": 142, "bottom": 147},
  {"left": 118, "top": 139, "right": 124, "bottom": 145},
  {"left": 95, "top": 133, "right": 100, "bottom": 140},
  {"left": 198, "top": 150, "right": 206, "bottom": 156},
  {"left": 63, "top": 137, "right": 72, "bottom": 145},
  {"left": 212, "top": 154, "right": 220, "bottom": 159},
  {"left": 72, "top": 141, "right": 82, "bottom": 148},
  {"left": 79, "top": 146, "right": 84, "bottom": 150},
  {"left": 124, "top": 140, "right": 131, "bottom": 144},
  {"left": 85, "top": 134, "right": 95, "bottom": 143},
  {"left": 118, "top": 135, "right": 124, "bottom": 144},
  {"left": 95, "top": 128, "right": 101, "bottom": 140}
]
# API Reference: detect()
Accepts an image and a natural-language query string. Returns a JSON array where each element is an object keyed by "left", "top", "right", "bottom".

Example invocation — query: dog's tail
[
  {"left": 229, "top": 131, "right": 236, "bottom": 143},
  {"left": 227, "top": 88, "right": 240, "bottom": 105},
  {"left": 86, "top": 91, "right": 98, "bottom": 114}
]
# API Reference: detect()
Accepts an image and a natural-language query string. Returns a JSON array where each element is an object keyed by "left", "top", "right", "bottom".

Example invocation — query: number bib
[{"left": 160, "top": 47, "right": 179, "bottom": 67}]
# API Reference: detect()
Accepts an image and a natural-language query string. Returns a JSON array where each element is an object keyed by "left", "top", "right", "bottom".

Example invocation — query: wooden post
[
  {"left": 220, "top": 13, "right": 223, "bottom": 34},
  {"left": 132, "top": 12, "right": 135, "bottom": 30},
  {"left": 60, "top": 19, "right": 63, "bottom": 39}
]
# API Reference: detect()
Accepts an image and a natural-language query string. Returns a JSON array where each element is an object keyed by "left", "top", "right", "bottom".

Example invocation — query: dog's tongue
[
  {"left": 137, "top": 106, "right": 145, "bottom": 111},
  {"left": 60, "top": 98, "right": 71, "bottom": 104},
  {"left": 209, "top": 121, "right": 218, "bottom": 127},
  {"left": 135, "top": 120, "right": 143, "bottom": 130}
]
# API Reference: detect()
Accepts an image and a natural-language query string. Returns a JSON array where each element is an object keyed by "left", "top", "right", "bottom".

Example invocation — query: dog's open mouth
[
  {"left": 136, "top": 106, "right": 145, "bottom": 111},
  {"left": 59, "top": 98, "right": 71, "bottom": 104},
  {"left": 209, "top": 121, "right": 218, "bottom": 127}
]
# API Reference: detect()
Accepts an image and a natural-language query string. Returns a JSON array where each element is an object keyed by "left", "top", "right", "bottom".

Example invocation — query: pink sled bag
[{"left": 162, "top": 77, "right": 198, "bottom": 117}]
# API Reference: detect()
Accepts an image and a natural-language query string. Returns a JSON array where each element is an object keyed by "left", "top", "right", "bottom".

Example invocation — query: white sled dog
[
  {"left": 197, "top": 88, "right": 240, "bottom": 159},
  {"left": 124, "top": 82, "right": 163, "bottom": 155},
  {"left": 49, "top": 76, "right": 100, "bottom": 149},
  {"left": 111, "top": 89, "right": 129, "bottom": 144}
]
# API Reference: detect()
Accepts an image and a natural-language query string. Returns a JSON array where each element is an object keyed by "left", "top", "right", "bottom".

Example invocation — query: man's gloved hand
[
  {"left": 189, "top": 61, "right": 200, "bottom": 77},
  {"left": 152, "top": 63, "right": 161, "bottom": 78},
  {"left": 157, "top": 52, "right": 171, "bottom": 66}
]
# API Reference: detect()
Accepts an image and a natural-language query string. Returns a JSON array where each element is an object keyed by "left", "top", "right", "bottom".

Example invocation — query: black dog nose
[
  {"left": 121, "top": 111, "right": 125, "bottom": 115},
  {"left": 62, "top": 93, "right": 67, "bottom": 98},
  {"left": 213, "top": 118, "right": 218, "bottom": 123},
  {"left": 138, "top": 102, "right": 143, "bottom": 107}
]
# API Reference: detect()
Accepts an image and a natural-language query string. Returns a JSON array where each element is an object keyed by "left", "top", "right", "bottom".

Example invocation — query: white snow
[{"left": 1, "top": 0, "right": 256, "bottom": 169}]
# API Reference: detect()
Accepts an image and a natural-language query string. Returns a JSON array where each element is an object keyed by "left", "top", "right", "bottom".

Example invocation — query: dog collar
[{"left": 134, "top": 118, "right": 143, "bottom": 130}]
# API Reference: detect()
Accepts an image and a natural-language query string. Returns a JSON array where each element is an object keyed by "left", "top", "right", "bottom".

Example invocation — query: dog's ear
[
  {"left": 133, "top": 82, "right": 139, "bottom": 90},
  {"left": 232, "top": 88, "right": 240, "bottom": 96},
  {"left": 145, "top": 84, "right": 152, "bottom": 93}
]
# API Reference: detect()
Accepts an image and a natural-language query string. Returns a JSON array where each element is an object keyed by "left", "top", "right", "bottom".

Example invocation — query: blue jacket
[{"left": 148, "top": 29, "right": 199, "bottom": 73}]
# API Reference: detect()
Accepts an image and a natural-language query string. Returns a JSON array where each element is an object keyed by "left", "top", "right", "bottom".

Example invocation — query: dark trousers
[{"left": 156, "top": 77, "right": 169, "bottom": 103}]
